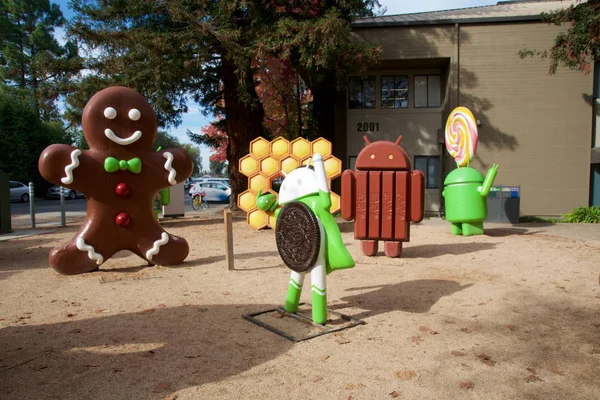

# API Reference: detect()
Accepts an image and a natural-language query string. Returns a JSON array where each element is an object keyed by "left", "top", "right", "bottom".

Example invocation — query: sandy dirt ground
[{"left": 0, "top": 212, "right": 599, "bottom": 400}]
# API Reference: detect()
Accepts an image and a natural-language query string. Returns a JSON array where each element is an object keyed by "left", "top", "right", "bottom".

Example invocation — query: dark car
[{"left": 46, "top": 185, "right": 84, "bottom": 200}]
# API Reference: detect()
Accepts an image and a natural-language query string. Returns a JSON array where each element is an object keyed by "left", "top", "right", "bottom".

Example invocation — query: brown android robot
[{"left": 341, "top": 136, "right": 425, "bottom": 257}]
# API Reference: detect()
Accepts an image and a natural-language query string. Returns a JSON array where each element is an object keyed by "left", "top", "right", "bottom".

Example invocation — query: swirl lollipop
[{"left": 445, "top": 106, "right": 478, "bottom": 167}]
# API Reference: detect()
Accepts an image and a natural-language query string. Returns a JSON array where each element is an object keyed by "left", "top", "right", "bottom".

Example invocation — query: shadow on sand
[{"left": 331, "top": 279, "right": 473, "bottom": 320}]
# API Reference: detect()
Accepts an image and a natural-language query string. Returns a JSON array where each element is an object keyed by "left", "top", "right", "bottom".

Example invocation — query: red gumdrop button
[
  {"left": 115, "top": 212, "right": 131, "bottom": 227},
  {"left": 116, "top": 183, "right": 130, "bottom": 196}
]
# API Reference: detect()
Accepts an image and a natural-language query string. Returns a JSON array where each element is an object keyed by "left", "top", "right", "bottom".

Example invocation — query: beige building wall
[
  {"left": 459, "top": 22, "right": 593, "bottom": 216},
  {"left": 346, "top": 21, "right": 594, "bottom": 216}
]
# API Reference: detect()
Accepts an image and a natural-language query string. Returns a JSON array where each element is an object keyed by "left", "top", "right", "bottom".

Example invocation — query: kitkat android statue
[
  {"left": 256, "top": 153, "right": 354, "bottom": 325},
  {"left": 442, "top": 107, "right": 499, "bottom": 236},
  {"left": 340, "top": 136, "right": 425, "bottom": 258}
]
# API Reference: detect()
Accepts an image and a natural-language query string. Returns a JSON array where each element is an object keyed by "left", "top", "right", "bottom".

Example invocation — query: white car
[
  {"left": 190, "top": 181, "right": 231, "bottom": 202},
  {"left": 9, "top": 181, "right": 29, "bottom": 202}
]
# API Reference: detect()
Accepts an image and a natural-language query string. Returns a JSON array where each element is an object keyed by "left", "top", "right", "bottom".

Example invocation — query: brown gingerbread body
[
  {"left": 341, "top": 136, "right": 425, "bottom": 258},
  {"left": 38, "top": 87, "right": 193, "bottom": 275}
]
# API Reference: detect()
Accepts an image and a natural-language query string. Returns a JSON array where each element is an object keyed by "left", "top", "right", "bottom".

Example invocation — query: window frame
[
  {"left": 413, "top": 74, "right": 442, "bottom": 109},
  {"left": 347, "top": 76, "right": 376, "bottom": 110},
  {"left": 380, "top": 75, "right": 409, "bottom": 109},
  {"left": 414, "top": 155, "right": 441, "bottom": 189}
]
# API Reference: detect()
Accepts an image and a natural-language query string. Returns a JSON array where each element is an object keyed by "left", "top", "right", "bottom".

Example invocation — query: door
[{"left": 591, "top": 164, "right": 600, "bottom": 206}]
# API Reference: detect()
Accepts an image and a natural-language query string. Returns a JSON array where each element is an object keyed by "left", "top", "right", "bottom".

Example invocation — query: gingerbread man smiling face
[{"left": 39, "top": 87, "right": 193, "bottom": 275}]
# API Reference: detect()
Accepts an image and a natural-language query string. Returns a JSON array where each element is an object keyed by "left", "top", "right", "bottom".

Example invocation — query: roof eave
[{"left": 352, "top": 15, "right": 544, "bottom": 29}]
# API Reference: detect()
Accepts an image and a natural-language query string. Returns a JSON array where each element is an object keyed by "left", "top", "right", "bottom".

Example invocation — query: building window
[
  {"left": 381, "top": 75, "right": 408, "bottom": 108},
  {"left": 414, "top": 75, "right": 441, "bottom": 108},
  {"left": 349, "top": 156, "right": 357, "bottom": 170},
  {"left": 348, "top": 76, "right": 376, "bottom": 109},
  {"left": 414, "top": 156, "right": 441, "bottom": 189}
]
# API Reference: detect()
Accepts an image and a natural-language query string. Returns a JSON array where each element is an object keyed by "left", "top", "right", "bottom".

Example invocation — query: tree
[
  {"left": 255, "top": 57, "right": 310, "bottom": 139},
  {"left": 252, "top": 1, "right": 383, "bottom": 142},
  {"left": 68, "top": 1, "right": 266, "bottom": 209},
  {"left": 153, "top": 131, "right": 181, "bottom": 151},
  {"left": 209, "top": 159, "right": 226, "bottom": 176},
  {"left": 181, "top": 143, "right": 202, "bottom": 176},
  {"left": 0, "top": 0, "right": 82, "bottom": 120},
  {"left": 0, "top": 85, "right": 71, "bottom": 195},
  {"left": 519, "top": 0, "right": 599, "bottom": 75},
  {"left": 187, "top": 116, "right": 228, "bottom": 164}
]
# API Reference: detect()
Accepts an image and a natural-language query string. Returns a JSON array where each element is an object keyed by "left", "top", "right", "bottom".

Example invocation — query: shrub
[{"left": 562, "top": 206, "right": 600, "bottom": 223}]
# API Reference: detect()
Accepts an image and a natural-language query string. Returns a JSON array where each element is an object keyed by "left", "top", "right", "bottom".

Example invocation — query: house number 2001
[{"left": 356, "top": 122, "right": 380, "bottom": 132}]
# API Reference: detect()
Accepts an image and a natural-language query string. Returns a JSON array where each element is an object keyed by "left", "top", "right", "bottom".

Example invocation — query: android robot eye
[
  {"left": 370, "top": 154, "right": 375, "bottom": 159},
  {"left": 388, "top": 154, "right": 394, "bottom": 159}
]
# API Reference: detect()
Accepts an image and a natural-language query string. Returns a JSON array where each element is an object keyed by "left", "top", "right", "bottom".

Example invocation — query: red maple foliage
[{"left": 200, "top": 116, "right": 228, "bottom": 162}]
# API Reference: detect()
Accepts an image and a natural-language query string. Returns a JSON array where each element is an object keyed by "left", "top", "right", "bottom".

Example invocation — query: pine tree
[
  {"left": 0, "top": 0, "right": 82, "bottom": 120},
  {"left": 68, "top": 0, "right": 265, "bottom": 209}
]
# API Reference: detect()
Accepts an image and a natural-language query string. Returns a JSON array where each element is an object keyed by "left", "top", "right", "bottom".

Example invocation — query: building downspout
[{"left": 440, "top": 23, "right": 461, "bottom": 218}]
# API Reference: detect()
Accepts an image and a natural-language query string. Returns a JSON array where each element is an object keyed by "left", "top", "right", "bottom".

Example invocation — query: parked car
[
  {"left": 189, "top": 181, "right": 231, "bottom": 202},
  {"left": 46, "top": 185, "right": 85, "bottom": 200},
  {"left": 9, "top": 181, "right": 29, "bottom": 202},
  {"left": 188, "top": 178, "right": 230, "bottom": 194}
]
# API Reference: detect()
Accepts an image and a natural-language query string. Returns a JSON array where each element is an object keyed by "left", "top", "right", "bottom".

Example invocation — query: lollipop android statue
[
  {"left": 442, "top": 107, "right": 499, "bottom": 236},
  {"left": 256, "top": 153, "right": 354, "bottom": 325},
  {"left": 341, "top": 136, "right": 425, "bottom": 258}
]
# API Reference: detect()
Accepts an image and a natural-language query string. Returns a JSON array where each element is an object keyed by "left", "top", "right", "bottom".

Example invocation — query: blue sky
[{"left": 50, "top": 0, "right": 497, "bottom": 170}]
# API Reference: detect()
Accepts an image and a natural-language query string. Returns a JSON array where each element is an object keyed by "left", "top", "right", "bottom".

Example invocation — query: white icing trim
[
  {"left": 146, "top": 232, "right": 169, "bottom": 260},
  {"left": 61, "top": 149, "right": 82, "bottom": 184},
  {"left": 104, "top": 128, "right": 142, "bottom": 145},
  {"left": 163, "top": 152, "right": 177, "bottom": 185},
  {"left": 76, "top": 237, "right": 104, "bottom": 265}
]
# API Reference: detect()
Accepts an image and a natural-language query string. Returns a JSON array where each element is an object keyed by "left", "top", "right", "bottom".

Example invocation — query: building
[{"left": 333, "top": 0, "right": 598, "bottom": 216}]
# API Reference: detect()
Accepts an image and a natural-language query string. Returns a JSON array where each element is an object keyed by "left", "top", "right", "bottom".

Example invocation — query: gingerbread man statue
[{"left": 38, "top": 87, "right": 193, "bottom": 275}]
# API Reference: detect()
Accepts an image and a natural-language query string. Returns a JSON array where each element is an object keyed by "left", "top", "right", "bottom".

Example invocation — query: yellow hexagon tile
[
  {"left": 249, "top": 174, "right": 268, "bottom": 194},
  {"left": 291, "top": 137, "right": 311, "bottom": 160},
  {"left": 247, "top": 209, "right": 268, "bottom": 230},
  {"left": 260, "top": 156, "right": 280, "bottom": 177},
  {"left": 237, "top": 190, "right": 257, "bottom": 212},
  {"left": 280, "top": 156, "right": 299, "bottom": 175},
  {"left": 324, "top": 156, "right": 342, "bottom": 179},
  {"left": 301, "top": 157, "right": 314, "bottom": 166},
  {"left": 330, "top": 192, "right": 341, "bottom": 214},
  {"left": 270, "top": 137, "right": 290, "bottom": 159},
  {"left": 267, "top": 212, "right": 277, "bottom": 230},
  {"left": 239, "top": 155, "right": 259, "bottom": 177},
  {"left": 312, "top": 138, "right": 332, "bottom": 158},
  {"left": 250, "top": 137, "right": 270, "bottom": 159}
]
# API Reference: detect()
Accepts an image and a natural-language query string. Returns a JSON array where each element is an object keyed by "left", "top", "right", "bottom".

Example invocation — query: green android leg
[
  {"left": 311, "top": 264, "right": 328, "bottom": 325},
  {"left": 461, "top": 221, "right": 484, "bottom": 236},
  {"left": 284, "top": 271, "right": 304, "bottom": 314},
  {"left": 451, "top": 223, "right": 462, "bottom": 235}
]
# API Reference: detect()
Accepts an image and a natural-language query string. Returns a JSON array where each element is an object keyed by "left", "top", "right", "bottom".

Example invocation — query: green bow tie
[{"left": 104, "top": 157, "right": 142, "bottom": 174}]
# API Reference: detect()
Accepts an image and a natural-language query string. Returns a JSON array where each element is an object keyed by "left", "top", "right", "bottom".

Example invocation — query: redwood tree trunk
[
  {"left": 222, "top": 57, "right": 265, "bottom": 210},
  {"left": 309, "top": 82, "right": 337, "bottom": 144}
]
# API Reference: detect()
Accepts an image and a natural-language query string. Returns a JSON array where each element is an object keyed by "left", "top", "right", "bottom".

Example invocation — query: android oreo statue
[
  {"left": 256, "top": 153, "right": 354, "bottom": 325},
  {"left": 442, "top": 107, "right": 499, "bottom": 236}
]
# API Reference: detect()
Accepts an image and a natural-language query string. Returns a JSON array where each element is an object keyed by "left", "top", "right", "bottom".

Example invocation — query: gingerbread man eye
[
  {"left": 128, "top": 109, "right": 141, "bottom": 121},
  {"left": 104, "top": 107, "right": 117, "bottom": 119}
]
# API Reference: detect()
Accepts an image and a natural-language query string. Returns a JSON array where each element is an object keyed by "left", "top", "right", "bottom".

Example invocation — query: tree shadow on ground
[
  {"left": 403, "top": 242, "right": 497, "bottom": 258},
  {"left": 484, "top": 227, "right": 545, "bottom": 237},
  {"left": 0, "top": 304, "right": 293, "bottom": 399},
  {"left": 331, "top": 279, "right": 473, "bottom": 320}
]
